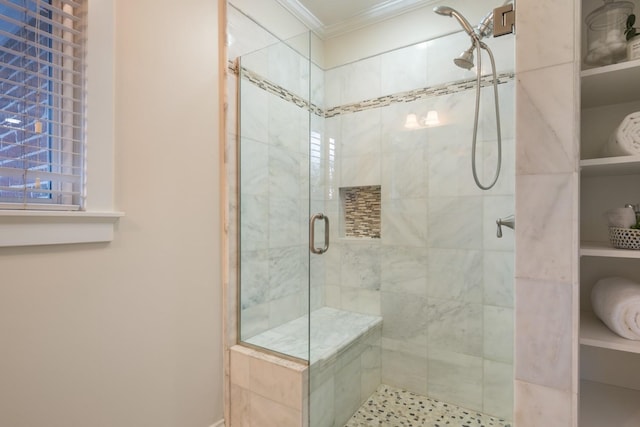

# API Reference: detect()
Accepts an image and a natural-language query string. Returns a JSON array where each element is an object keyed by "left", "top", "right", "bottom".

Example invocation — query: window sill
[{"left": 0, "top": 210, "right": 124, "bottom": 247}]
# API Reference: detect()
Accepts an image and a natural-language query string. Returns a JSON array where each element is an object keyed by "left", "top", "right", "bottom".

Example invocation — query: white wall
[
  {"left": 323, "top": 0, "right": 492, "bottom": 68},
  {"left": 0, "top": 1, "right": 224, "bottom": 426}
]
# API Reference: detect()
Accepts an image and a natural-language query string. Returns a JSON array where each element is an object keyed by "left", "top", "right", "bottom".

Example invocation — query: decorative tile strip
[
  {"left": 342, "top": 186, "right": 381, "bottom": 239},
  {"left": 324, "top": 72, "right": 514, "bottom": 118},
  {"left": 236, "top": 61, "right": 514, "bottom": 119},
  {"left": 240, "top": 66, "right": 325, "bottom": 117}
]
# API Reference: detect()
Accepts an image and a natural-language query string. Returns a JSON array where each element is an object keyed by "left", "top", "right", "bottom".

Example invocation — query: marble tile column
[{"left": 514, "top": 0, "right": 580, "bottom": 426}]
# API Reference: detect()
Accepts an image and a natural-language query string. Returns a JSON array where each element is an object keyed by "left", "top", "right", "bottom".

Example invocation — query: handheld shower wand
[
  {"left": 433, "top": 4, "right": 504, "bottom": 190},
  {"left": 433, "top": 6, "right": 478, "bottom": 39}
]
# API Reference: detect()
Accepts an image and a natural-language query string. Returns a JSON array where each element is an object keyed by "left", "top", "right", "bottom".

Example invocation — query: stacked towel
[
  {"left": 591, "top": 277, "right": 640, "bottom": 340},
  {"left": 601, "top": 111, "right": 640, "bottom": 157}
]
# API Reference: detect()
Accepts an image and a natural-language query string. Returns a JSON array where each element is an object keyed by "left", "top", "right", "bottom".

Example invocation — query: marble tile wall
[
  {"left": 514, "top": 0, "right": 580, "bottom": 426},
  {"left": 321, "top": 34, "right": 515, "bottom": 420},
  {"left": 308, "top": 311, "right": 382, "bottom": 427}
]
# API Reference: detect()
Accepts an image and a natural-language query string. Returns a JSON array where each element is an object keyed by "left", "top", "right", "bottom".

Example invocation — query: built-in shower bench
[
  {"left": 243, "top": 306, "right": 383, "bottom": 427},
  {"left": 244, "top": 306, "right": 382, "bottom": 364}
]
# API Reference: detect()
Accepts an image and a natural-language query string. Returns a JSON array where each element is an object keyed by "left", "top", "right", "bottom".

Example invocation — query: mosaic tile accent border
[
  {"left": 240, "top": 65, "right": 325, "bottom": 117},
  {"left": 342, "top": 186, "right": 381, "bottom": 239},
  {"left": 231, "top": 59, "right": 514, "bottom": 118},
  {"left": 325, "top": 72, "right": 513, "bottom": 118},
  {"left": 345, "top": 384, "right": 512, "bottom": 427}
]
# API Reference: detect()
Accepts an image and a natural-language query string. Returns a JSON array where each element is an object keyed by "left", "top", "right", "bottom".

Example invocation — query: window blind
[{"left": 0, "top": 0, "right": 85, "bottom": 210}]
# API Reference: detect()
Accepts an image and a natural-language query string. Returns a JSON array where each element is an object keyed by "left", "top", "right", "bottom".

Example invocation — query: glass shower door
[{"left": 237, "top": 32, "right": 313, "bottom": 364}]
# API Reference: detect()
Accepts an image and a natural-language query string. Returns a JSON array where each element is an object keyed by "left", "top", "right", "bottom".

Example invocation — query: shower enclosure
[{"left": 233, "top": 4, "right": 515, "bottom": 425}]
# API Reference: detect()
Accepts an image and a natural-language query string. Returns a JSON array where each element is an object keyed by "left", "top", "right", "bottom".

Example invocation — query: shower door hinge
[{"left": 493, "top": 4, "right": 515, "bottom": 37}]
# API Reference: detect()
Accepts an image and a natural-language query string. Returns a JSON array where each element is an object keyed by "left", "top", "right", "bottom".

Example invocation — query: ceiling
[{"left": 277, "top": 0, "right": 438, "bottom": 38}]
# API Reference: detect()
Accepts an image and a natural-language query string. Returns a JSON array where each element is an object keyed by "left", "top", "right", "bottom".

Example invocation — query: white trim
[
  {"left": 0, "top": 211, "right": 124, "bottom": 247},
  {"left": 0, "top": 210, "right": 123, "bottom": 218},
  {"left": 323, "top": 0, "right": 435, "bottom": 38},
  {"left": 0, "top": 0, "right": 122, "bottom": 247},
  {"left": 278, "top": 0, "right": 439, "bottom": 39},
  {"left": 274, "top": 0, "right": 323, "bottom": 33},
  {"left": 209, "top": 420, "right": 225, "bottom": 427}
]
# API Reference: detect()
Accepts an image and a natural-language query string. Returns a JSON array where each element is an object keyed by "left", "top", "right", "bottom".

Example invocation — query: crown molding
[
  {"left": 277, "top": 0, "right": 439, "bottom": 39},
  {"left": 274, "top": 0, "right": 324, "bottom": 34},
  {"left": 323, "top": 0, "right": 437, "bottom": 38}
]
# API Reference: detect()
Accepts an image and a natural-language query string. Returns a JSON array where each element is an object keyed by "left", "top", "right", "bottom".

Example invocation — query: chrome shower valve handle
[{"left": 496, "top": 214, "right": 515, "bottom": 238}]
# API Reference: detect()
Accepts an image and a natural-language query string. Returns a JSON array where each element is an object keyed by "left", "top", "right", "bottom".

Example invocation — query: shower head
[
  {"left": 433, "top": 6, "right": 477, "bottom": 38},
  {"left": 454, "top": 46, "right": 475, "bottom": 70}
]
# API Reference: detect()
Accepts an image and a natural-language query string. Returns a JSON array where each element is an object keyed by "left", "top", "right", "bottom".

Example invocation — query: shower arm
[
  {"left": 478, "top": 0, "right": 515, "bottom": 39},
  {"left": 477, "top": 11, "right": 494, "bottom": 38}
]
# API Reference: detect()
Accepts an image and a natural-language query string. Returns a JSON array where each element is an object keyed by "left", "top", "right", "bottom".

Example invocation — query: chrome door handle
[{"left": 310, "top": 213, "right": 329, "bottom": 255}]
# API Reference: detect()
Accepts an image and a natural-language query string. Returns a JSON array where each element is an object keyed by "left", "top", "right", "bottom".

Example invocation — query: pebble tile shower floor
[{"left": 344, "top": 384, "right": 512, "bottom": 427}]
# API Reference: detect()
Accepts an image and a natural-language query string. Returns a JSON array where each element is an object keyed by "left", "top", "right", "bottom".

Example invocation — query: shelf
[
  {"left": 580, "top": 311, "right": 640, "bottom": 353},
  {"left": 581, "top": 59, "right": 640, "bottom": 108},
  {"left": 580, "top": 241, "right": 640, "bottom": 258},
  {"left": 580, "top": 156, "right": 640, "bottom": 176},
  {"left": 580, "top": 380, "right": 640, "bottom": 427}
]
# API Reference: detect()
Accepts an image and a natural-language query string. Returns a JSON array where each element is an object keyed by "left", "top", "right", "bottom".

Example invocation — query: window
[
  {"left": 0, "top": 0, "right": 85, "bottom": 210},
  {"left": 0, "top": 0, "right": 121, "bottom": 247}
]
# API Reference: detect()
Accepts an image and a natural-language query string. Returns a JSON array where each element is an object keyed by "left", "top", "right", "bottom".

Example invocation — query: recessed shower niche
[{"left": 340, "top": 185, "right": 381, "bottom": 239}]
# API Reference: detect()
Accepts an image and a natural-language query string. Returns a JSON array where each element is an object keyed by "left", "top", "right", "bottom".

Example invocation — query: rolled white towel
[
  {"left": 591, "top": 277, "right": 640, "bottom": 340},
  {"left": 601, "top": 112, "right": 640, "bottom": 157},
  {"left": 602, "top": 132, "right": 632, "bottom": 157}
]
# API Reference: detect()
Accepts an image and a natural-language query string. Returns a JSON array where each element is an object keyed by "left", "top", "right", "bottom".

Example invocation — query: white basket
[{"left": 609, "top": 227, "right": 640, "bottom": 250}]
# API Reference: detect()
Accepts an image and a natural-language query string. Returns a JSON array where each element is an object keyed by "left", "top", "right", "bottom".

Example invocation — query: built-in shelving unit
[
  {"left": 578, "top": 2, "right": 640, "bottom": 424},
  {"left": 581, "top": 58, "right": 640, "bottom": 108},
  {"left": 580, "top": 311, "right": 640, "bottom": 353},
  {"left": 580, "top": 241, "right": 640, "bottom": 258},
  {"left": 580, "top": 380, "right": 640, "bottom": 427},
  {"left": 580, "top": 156, "right": 640, "bottom": 176}
]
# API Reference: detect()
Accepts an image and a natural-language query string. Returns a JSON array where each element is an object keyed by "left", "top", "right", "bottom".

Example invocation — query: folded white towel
[{"left": 591, "top": 277, "right": 640, "bottom": 340}]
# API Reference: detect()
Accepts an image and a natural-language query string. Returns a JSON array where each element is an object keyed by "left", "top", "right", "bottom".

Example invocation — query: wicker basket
[{"left": 609, "top": 227, "right": 640, "bottom": 250}]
